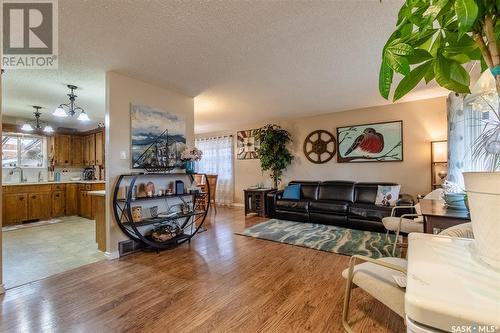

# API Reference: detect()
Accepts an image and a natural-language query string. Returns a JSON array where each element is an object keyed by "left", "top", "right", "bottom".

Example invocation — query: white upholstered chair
[
  {"left": 342, "top": 255, "right": 407, "bottom": 333},
  {"left": 382, "top": 203, "right": 424, "bottom": 256}
]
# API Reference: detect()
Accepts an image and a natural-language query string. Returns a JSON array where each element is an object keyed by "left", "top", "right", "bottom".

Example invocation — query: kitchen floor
[{"left": 2, "top": 216, "right": 106, "bottom": 289}]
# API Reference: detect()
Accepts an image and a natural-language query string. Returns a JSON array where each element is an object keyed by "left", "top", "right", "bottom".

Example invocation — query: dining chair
[
  {"left": 206, "top": 174, "right": 218, "bottom": 214},
  {"left": 382, "top": 203, "right": 424, "bottom": 256}
]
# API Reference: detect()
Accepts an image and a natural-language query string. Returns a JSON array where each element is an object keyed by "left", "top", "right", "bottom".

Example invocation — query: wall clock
[
  {"left": 303, "top": 130, "right": 337, "bottom": 164},
  {"left": 237, "top": 129, "right": 260, "bottom": 159}
]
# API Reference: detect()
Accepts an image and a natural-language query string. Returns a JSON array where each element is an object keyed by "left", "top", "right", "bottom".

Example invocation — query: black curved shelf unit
[{"left": 112, "top": 172, "right": 210, "bottom": 251}]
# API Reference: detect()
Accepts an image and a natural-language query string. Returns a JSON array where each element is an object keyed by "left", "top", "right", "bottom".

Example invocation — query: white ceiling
[{"left": 2, "top": 0, "right": 451, "bottom": 134}]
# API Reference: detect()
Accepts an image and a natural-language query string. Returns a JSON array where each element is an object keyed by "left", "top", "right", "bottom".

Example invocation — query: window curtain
[
  {"left": 448, "top": 82, "right": 499, "bottom": 188},
  {"left": 195, "top": 136, "right": 234, "bottom": 205}
]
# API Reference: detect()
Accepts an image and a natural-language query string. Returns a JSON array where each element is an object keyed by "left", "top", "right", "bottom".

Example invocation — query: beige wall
[
  {"left": 196, "top": 97, "right": 448, "bottom": 204},
  {"left": 105, "top": 72, "right": 194, "bottom": 254}
]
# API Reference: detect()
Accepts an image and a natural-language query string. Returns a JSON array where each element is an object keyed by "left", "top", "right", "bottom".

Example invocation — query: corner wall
[
  {"left": 105, "top": 72, "right": 194, "bottom": 254},
  {"left": 196, "top": 97, "right": 447, "bottom": 203}
]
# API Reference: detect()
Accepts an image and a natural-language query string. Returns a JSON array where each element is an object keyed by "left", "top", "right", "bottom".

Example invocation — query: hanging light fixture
[
  {"left": 22, "top": 106, "right": 54, "bottom": 133},
  {"left": 53, "top": 84, "right": 90, "bottom": 121}
]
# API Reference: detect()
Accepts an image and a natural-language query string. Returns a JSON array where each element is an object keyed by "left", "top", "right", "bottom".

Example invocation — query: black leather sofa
[{"left": 268, "top": 180, "right": 414, "bottom": 233}]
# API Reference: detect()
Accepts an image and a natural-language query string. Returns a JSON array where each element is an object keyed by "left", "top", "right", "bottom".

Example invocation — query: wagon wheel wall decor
[{"left": 303, "top": 130, "right": 337, "bottom": 164}]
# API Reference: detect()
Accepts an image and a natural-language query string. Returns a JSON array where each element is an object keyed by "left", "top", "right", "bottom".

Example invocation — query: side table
[{"left": 244, "top": 188, "right": 275, "bottom": 217}]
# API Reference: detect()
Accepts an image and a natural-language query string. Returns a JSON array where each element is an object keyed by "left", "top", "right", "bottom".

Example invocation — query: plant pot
[
  {"left": 185, "top": 160, "right": 195, "bottom": 174},
  {"left": 463, "top": 172, "right": 500, "bottom": 270}
]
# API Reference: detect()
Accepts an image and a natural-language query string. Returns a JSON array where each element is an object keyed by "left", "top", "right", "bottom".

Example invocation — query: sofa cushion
[
  {"left": 283, "top": 184, "right": 301, "bottom": 200},
  {"left": 289, "top": 181, "right": 320, "bottom": 200},
  {"left": 354, "top": 182, "right": 399, "bottom": 204},
  {"left": 309, "top": 200, "right": 349, "bottom": 214},
  {"left": 276, "top": 199, "right": 309, "bottom": 212},
  {"left": 318, "top": 181, "right": 355, "bottom": 202},
  {"left": 348, "top": 203, "right": 393, "bottom": 221}
]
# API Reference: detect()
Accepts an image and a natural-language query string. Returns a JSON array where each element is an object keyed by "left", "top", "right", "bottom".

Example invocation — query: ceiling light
[
  {"left": 21, "top": 123, "right": 34, "bottom": 131},
  {"left": 54, "top": 84, "right": 90, "bottom": 121},
  {"left": 76, "top": 110, "right": 90, "bottom": 121},
  {"left": 43, "top": 125, "right": 54, "bottom": 133},
  {"left": 53, "top": 107, "right": 68, "bottom": 117},
  {"left": 22, "top": 106, "right": 55, "bottom": 134}
]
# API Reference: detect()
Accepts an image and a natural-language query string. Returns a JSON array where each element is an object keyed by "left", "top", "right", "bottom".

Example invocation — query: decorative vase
[
  {"left": 185, "top": 160, "right": 195, "bottom": 174},
  {"left": 463, "top": 172, "right": 500, "bottom": 270}
]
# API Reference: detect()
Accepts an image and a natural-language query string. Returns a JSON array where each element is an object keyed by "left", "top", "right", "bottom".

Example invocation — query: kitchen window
[{"left": 2, "top": 134, "right": 46, "bottom": 168}]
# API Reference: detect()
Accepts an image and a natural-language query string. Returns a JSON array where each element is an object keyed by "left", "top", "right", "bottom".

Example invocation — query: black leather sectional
[{"left": 268, "top": 180, "right": 414, "bottom": 233}]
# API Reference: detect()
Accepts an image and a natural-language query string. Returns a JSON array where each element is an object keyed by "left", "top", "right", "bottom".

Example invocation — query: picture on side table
[
  {"left": 337, "top": 120, "right": 403, "bottom": 163},
  {"left": 237, "top": 129, "right": 260, "bottom": 159}
]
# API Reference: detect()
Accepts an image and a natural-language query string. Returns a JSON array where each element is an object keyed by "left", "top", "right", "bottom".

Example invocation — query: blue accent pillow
[{"left": 283, "top": 184, "right": 301, "bottom": 200}]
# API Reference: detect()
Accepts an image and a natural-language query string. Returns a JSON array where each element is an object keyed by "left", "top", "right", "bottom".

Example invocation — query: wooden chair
[
  {"left": 206, "top": 174, "right": 218, "bottom": 214},
  {"left": 342, "top": 255, "right": 407, "bottom": 333}
]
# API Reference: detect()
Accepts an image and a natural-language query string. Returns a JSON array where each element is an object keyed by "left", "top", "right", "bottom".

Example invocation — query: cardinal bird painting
[{"left": 337, "top": 121, "right": 403, "bottom": 163}]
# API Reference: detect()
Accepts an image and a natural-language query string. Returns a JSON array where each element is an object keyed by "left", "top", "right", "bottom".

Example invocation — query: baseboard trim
[{"left": 104, "top": 251, "right": 119, "bottom": 260}]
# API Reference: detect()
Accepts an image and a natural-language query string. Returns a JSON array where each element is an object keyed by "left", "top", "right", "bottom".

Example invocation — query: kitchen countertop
[
  {"left": 88, "top": 190, "right": 106, "bottom": 197},
  {"left": 2, "top": 180, "right": 106, "bottom": 186}
]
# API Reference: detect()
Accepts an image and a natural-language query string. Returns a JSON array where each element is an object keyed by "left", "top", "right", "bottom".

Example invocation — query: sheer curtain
[
  {"left": 448, "top": 80, "right": 499, "bottom": 188},
  {"left": 195, "top": 136, "right": 234, "bottom": 205}
]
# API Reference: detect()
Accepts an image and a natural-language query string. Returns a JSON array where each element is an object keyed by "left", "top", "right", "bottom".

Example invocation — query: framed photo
[
  {"left": 337, "top": 120, "right": 403, "bottom": 163},
  {"left": 237, "top": 129, "right": 260, "bottom": 159}
]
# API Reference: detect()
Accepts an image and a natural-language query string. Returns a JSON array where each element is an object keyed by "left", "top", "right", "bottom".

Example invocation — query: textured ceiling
[{"left": 2, "top": 0, "right": 450, "bottom": 133}]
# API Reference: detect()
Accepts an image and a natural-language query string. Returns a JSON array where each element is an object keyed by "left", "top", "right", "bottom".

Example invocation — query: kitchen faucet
[{"left": 9, "top": 166, "right": 27, "bottom": 183}]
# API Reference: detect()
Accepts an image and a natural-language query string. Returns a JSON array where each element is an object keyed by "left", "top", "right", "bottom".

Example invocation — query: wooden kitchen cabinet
[
  {"left": 65, "top": 183, "right": 79, "bottom": 215},
  {"left": 95, "top": 131, "right": 104, "bottom": 166},
  {"left": 28, "top": 192, "right": 52, "bottom": 220},
  {"left": 54, "top": 134, "right": 71, "bottom": 166},
  {"left": 51, "top": 191, "right": 66, "bottom": 217},
  {"left": 79, "top": 189, "right": 92, "bottom": 219},
  {"left": 88, "top": 134, "right": 96, "bottom": 165},
  {"left": 71, "top": 135, "right": 83, "bottom": 166},
  {"left": 2, "top": 193, "right": 28, "bottom": 225}
]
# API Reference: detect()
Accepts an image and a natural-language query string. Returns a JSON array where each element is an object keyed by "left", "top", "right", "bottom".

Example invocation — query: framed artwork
[
  {"left": 237, "top": 129, "right": 260, "bottom": 159},
  {"left": 337, "top": 120, "right": 403, "bottom": 163},
  {"left": 130, "top": 103, "right": 186, "bottom": 169}
]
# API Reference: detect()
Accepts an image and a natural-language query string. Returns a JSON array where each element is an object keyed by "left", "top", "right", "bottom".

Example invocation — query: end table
[{"left": 244, "top": 188, "right": 275, "bottom": 217}]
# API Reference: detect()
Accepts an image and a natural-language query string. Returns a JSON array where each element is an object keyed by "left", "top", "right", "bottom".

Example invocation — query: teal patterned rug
[{"left": 236, "top": 219, "right": 398, "bottom": 259}]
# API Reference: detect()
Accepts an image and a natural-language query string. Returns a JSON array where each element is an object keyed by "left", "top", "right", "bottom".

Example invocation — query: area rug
[{"left": 236, "top": 219, "right": 399, "bottom": 258}]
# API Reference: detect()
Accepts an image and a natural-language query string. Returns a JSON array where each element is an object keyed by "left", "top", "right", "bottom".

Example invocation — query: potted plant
[
  {"left": 380, "top": 0, "right": 499, "bottom": 269},
  {"left": 255, "top": 124, "right": 293, "bottom": 189},
  {"left": 180, "top": 147, "right": 203, "bottom": 174}
]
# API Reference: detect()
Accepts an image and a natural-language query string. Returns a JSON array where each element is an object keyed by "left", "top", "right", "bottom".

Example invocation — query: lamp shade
[
  {"left": 432, "top": 141, "right": 448, "bottom": 163},
  {"left": 77, "top": 111, "right": 90, "bottom": 121},
  {"left": 43, "top": 125, "right": 54, "bottom": 133},
  {"left": 53, "top": 107, "right": 68, "bottom": 117},
  {"left": 21, "top": 123, "right": 34, "bottom": 131}
]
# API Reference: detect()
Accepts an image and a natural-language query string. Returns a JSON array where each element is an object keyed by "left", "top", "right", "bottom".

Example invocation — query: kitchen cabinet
[
  {"left": 88, "top": 134, "right": 96, "bottom": 165},
  {"left": 79, "top": 189, "right": 92, "bottom": 219},
  {"left": 2, "top": 193, "right": 28, "bottom": 226},
  {"left": 28, "top": 192, "right": 52, "bottom": 220},
  {"left": 65, "top": 183, "right": 79, "bottom": 215},
  {"left": 71, "top": 135, "right": 83, "bottom": 166},
  {"left": 95, "top": 131, "right": 104, "bottom": 166},
  {"left": 54, "top": 134, "right": 71, "bottom": 166},
  {"left": 51, "top": 191, "right": 66, "bottom": 217}
]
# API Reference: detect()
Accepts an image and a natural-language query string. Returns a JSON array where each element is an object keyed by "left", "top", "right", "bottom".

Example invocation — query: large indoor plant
[
  {"left": 380, "top": 0, "right": 500, "bottom": 269},
  {"left": 255, "top": 124, "right": 293, "bottom": 189}
]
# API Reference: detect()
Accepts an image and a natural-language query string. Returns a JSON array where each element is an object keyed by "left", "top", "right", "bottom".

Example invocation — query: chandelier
[
  {"left": 21, "top": 106, "right": 54, "bottom": 133},
  {"left": 53, "top": 84, "right": 90, "bottom": 121}
]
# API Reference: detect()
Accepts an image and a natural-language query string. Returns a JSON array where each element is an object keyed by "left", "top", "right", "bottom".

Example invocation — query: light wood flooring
[{"left": 0, "top": 206, "right": 404, "bottom": 333}]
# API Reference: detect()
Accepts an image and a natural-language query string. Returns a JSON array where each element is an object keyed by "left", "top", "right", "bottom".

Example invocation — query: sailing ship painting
[{"left": 130, "top": 104, "right": 186, "bottom": 169}]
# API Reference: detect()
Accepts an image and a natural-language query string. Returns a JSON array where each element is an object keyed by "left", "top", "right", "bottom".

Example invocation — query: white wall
[
  {"left": 196, "top": 97, "right": 448, "bottom": 203},
  {"left": 105, "top": 72, "right": 194, "bottom": 253}
]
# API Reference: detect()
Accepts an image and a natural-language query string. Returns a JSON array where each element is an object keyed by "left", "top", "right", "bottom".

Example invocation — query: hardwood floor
[{"left": 0, "top": 206, "right": 404, "bottom": 333}]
